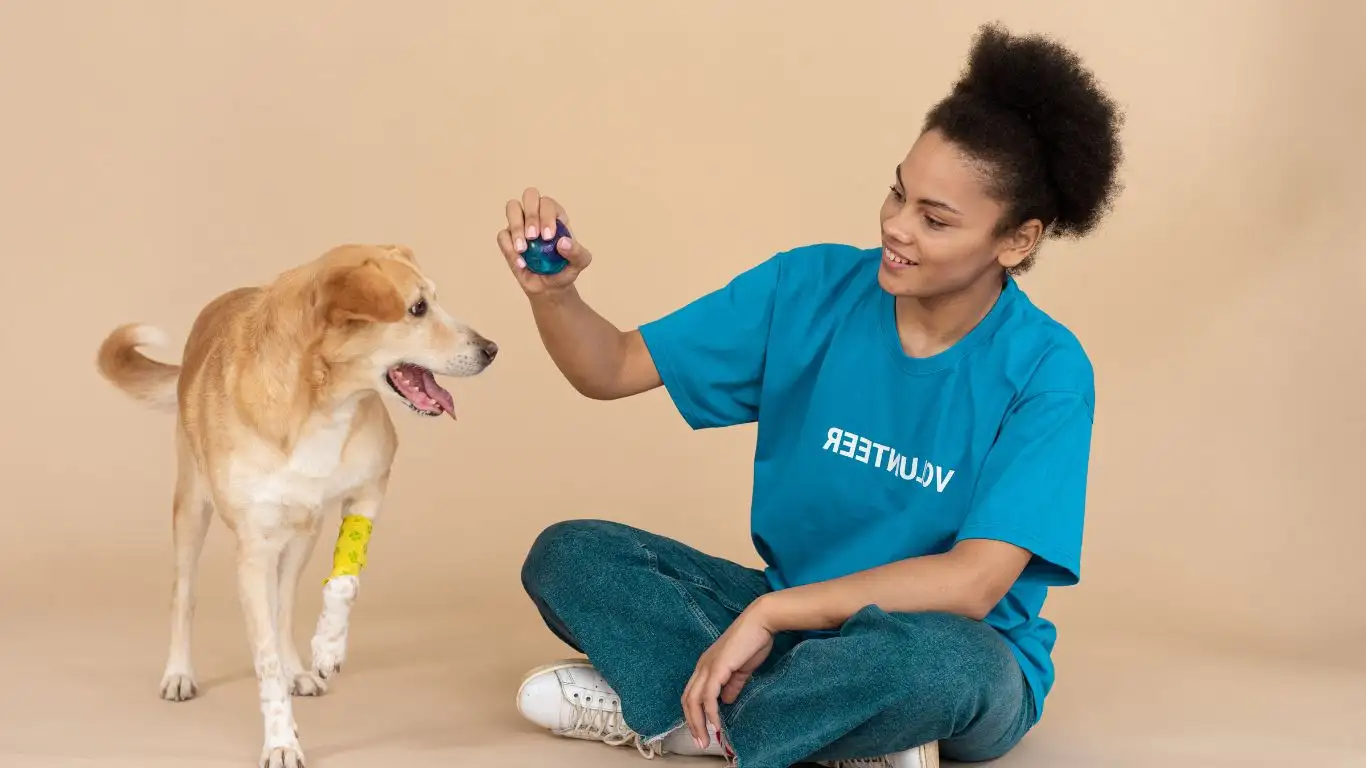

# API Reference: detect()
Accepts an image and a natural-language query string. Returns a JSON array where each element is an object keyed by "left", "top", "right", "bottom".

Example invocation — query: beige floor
[{"left": 4, "top": 581, "right": 1364, "bottom": 768}]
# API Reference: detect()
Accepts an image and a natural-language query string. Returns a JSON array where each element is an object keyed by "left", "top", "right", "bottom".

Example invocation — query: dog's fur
[{"left": 96, "top": 244, "right": 497, "bottom": 768}]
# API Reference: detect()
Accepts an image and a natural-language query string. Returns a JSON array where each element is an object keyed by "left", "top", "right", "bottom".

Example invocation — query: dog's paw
[
  {"left": 311, "top": 645, "right": 345, "bottom": 680},
  {"left": 260, "top": 746, "right": 306, "bottom": 768},
  {"left": 310, "top": 632, "right": 347, "bottom": 680},
  {"left": 289, "top": 670, "right": 328, "bottom": 697},
  {"left": 159, "top": 672, "right": 198, "bottom": 702}
]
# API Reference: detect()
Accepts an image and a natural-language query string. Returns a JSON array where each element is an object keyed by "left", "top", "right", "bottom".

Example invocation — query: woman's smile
[{"left": 881, "top": 243, "right": 919, "bottom": 269}]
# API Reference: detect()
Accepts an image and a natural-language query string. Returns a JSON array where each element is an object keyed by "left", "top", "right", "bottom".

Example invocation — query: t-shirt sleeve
[
  {"left": 955, "top": 386, "right": 1095, "bottom": 587},
  {"left": 637, "top": 255, "right": 781, "bottom": 430}
]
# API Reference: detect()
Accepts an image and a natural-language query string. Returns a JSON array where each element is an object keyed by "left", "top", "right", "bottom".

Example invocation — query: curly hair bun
[{"left": 926, "top": 22, "right": 1126, "bottom": 244}]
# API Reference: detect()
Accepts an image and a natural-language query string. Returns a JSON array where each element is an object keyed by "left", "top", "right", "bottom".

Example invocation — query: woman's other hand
[{"left": 680, "top": 602, "right": 778, "bottom": 750}]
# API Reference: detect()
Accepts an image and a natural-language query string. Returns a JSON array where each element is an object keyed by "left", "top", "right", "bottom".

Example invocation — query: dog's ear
[
  {"left": 321, "top": 260, "right": 405, "bottom": 325},
  {"left": 380, "top": 244, "right": 419, "bottom": 265}
]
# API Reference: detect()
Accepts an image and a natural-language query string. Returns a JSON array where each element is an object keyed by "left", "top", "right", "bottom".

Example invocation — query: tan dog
[{"left": 96, "top": 244, "right": 497, "bottom": 768}]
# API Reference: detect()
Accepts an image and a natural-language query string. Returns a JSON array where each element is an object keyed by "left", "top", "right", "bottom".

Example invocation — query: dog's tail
[{"left": 96, "top": 323, "right": 181, "bottom": 413}]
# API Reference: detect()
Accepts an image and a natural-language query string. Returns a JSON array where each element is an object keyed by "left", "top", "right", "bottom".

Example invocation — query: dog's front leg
[
  {"left": 236, "top": 527, "right": 307, "bottom": 768},
  {"left": 310, "top": 473, "right": 387, "bottom": 681},
  {"left": 277, "top": 513, "right": 326, "bottom": 697}
]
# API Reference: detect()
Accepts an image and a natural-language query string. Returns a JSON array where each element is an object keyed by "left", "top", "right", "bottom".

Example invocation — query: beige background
[{"left": 2, "top": 1, "right": 1364, "bottom": 766}]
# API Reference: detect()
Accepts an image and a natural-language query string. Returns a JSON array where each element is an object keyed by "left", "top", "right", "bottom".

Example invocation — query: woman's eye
[
  {"left": 888, "top": 185, "right": 906, "bottom": 202},
  {"left": 923, "top": 215, "right": 946, "bottom": 230},
  {"left": 408, "top": 299, "right": 428, "bottom": 317}
]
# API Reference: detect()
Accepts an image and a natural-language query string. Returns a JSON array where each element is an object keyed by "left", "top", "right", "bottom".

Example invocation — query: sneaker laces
[{"left": 559, "top": 691, "right": 663, "bottom": 759}]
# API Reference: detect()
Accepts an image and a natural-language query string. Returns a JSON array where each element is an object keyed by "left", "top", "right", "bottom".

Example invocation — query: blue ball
[{"left": 523, "top": 219, "right": 572, "bottom": 275}]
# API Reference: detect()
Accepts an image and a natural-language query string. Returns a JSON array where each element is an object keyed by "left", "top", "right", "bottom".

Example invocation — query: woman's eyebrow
[{"left": 896, "top": 164, "right": 963, "bottom": 215}]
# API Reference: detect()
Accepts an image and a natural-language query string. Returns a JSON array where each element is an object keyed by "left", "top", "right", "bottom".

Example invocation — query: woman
[{"left": 500, "top": 22, "right": 1123, "bottom": 768}]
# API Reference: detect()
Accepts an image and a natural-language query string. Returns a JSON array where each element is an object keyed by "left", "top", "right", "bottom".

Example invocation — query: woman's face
[{"left": 877, "top": 129, "right": 1038, "bottom": 299}]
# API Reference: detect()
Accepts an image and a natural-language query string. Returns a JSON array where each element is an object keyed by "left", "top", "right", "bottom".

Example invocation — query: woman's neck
[{"left": 893, "top": 270, "right": 1006, "bottom": 359}]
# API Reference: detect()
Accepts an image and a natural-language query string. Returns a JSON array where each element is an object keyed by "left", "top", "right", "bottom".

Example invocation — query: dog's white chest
[
  {"left": 288, "top": 405, "right": 357, "bottom": 479},
  {"left": 232, "top": 400, "right": 377, "bottom": 512}
]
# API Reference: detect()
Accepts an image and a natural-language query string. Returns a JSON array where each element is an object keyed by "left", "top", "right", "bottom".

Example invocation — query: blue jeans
[{"left": 521, "top": 519, "right": 1038, "bottom": 767}]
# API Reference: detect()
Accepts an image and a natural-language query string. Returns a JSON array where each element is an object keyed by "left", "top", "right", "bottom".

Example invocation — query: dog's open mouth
[{"left": 385, "top": 362, "right": 456, "bottom": 419}]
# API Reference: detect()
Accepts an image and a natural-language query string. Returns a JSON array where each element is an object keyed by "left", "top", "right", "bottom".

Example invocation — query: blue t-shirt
[{"left": 637, "top": 243, "right": 1094, "bottom": 717}]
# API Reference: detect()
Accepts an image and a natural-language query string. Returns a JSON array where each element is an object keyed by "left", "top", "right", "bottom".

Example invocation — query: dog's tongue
[{"left": 420, "top": 368, "right": 456, "bottom": 419}]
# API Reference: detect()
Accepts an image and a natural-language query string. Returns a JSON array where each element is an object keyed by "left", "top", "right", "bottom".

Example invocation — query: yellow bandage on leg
[{"left": 324, "top": 514, "right": 374, "bottom": 584}]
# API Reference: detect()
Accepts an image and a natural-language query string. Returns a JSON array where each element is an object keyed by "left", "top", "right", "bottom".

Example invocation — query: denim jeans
[{"left": 520, "top": 519, "right": 1038, "bottom": 768}]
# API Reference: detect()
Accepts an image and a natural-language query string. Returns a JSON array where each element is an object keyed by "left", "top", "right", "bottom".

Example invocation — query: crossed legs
[{"left": 520, "top": 519, "right": 1038, "bottom": 768}]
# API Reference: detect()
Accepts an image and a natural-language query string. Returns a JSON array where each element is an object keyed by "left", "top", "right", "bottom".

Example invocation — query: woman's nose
[{"left": 882, "top": 216, "right": 915, "bottom": 245}]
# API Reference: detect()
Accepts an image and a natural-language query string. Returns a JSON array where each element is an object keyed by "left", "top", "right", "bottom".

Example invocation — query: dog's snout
[{"left": 480, "top": 339, "right": 499, "bottom": 363}]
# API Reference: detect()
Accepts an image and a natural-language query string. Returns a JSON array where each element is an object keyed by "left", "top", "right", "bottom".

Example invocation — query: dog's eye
[{"left": 408, "top": 299, "right": 428, "bottom": 318}]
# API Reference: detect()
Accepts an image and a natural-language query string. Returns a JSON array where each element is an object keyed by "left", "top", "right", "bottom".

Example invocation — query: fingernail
[
  {"left": 696, "top": 737, "right": 707, "bottom": 749},
  {"left": 543, "top": 226, "right": 553, "bottom": 240},
  {"left": 515, "top": 257, "right": 526, "bottom": 268},
  {"left": 527, "top": 225, "right": 537, "bottom": 239},
  {"left": 558, "top": 238, "right": 572, "bottom": 251},
  {"left": 514, "top": 237, "right": 526, "bottom": 252}
]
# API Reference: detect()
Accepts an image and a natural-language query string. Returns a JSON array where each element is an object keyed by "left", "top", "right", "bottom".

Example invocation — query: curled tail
[{"left": 97, "top": 323, "right": 181, "bottom": 412}]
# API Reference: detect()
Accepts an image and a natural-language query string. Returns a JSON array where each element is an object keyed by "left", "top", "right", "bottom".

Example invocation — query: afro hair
[{"left": 923, "top": 22, "right": 1126, "bottom": 272}]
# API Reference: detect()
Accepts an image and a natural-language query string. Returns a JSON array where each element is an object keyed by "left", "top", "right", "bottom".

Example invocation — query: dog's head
[{"left": 311, "top": 244, "right": 497, "bottom": 420}]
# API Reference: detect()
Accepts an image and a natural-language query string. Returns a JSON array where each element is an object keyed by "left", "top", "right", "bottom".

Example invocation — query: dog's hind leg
[
  {"left": 160, "top": 435, "right": 212, "bottom": 702},
  {"left": 310, "top": 471, "right": 389, "bottom": 681}
]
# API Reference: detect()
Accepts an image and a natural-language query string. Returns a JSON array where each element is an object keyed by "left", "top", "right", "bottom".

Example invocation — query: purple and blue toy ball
[{"left": 523, "top": 219, "right": 572, "bottom": 275}]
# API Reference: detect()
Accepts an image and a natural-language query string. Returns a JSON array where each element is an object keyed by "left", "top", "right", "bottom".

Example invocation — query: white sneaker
[
  {"left": 817, "top": 741, "right": 940, "bottom": 768},
  {"left": 516, "top": 658, "right": 729, "bottom": 760}
]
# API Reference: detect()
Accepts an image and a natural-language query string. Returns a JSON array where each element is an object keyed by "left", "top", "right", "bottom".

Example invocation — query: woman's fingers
[
  {"left": 537, "top": 195, "right": 562, "bottom": 242},
  {"left": 681, "top": 664, "right": 709, "bottom": 746},
  {"left": 682, "top": 660, "right": 729, "bottom": 750},
  {"left": 503, "top": 198, "right": 527, "bottom": 253},
  {"left": 702, "top": 676, "right": 724, "bottom": 745},
  {"left": 521, "top": 187, "right": 542, "bottom": 241},
  {"left": 496, "top": 228, "right": 528, "bottom": 273},
  {"left": 557, "top": 234, "right": 591, "bottom": 271}
]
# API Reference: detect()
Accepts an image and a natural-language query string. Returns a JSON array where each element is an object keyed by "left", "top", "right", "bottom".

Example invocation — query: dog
[{"left": 96, "top": 243, "right": 498, "bottom": 768}]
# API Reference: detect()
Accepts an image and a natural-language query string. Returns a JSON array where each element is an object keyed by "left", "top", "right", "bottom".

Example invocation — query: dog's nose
[{"left": 481, "top": 341, "right": 499, "bottom": 363}]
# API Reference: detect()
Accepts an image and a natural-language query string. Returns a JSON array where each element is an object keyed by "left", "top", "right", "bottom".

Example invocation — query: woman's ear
[
  {"left": 996, "top": 218, "right": 1045, "bottom": 270},
  {"left": 321, "top": 260, "right": 405, "bottom": 325}
]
